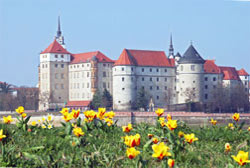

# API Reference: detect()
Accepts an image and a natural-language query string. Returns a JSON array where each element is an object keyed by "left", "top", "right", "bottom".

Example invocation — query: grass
[{"left": 0, "top": 116, "right": 249, "bottom": 167}]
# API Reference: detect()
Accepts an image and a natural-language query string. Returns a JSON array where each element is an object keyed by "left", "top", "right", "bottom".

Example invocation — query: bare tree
[
  {"left": 183, "top": 88, "right": 196, "bottom": 103},
  {"left": 39, "top": 91, "right": 53, "bottom": 109}
]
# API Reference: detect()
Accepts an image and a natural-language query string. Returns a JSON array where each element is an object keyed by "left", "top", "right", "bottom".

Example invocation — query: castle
[{"left": 38, "top": 18, "right": 249, "bottom": 111}]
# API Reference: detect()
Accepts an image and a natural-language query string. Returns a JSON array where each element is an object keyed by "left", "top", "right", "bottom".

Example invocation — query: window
[
  {"left": 103, "top": 63, "right": 106, "bottom": 67},
  {"left": 77, "top": 65, "right": 79, "bottom": 68},
  {"left": 82, "top": 72, "right": 84, "bottom": 77},
  {"left": 87, "top": 72, "right": 90, "bottom": 77},
  {"left": 245, "top": 81, "right": 248, "bottom": 85},
  {"left": 55, "top": 73, "right": 58, "bottom": 79},
  {"left": 77, "top": 83, "right": 79, "bottom": 89},
  {"left": 42, "top": 64, "right": 44, "bottom": 68},
  {"left": 213, "top": 85, "right": 216, "bottom": 89},
  {"left": 45, "top": 64, "right": 47, "bottom": 68},
  {"left": 87, "top": 83, "right": 89, "bottom": 88},
  {"left": 61, "top": 74, "right": 64, "bottom": 79},
  {"left": 55, "top": 84, "right": 58, "bottom": 89},
  {"left": 61, "top": 64, "right": 64, "bottom": 68},
  {"left": 156, "top": 69, "right": 159, "bottom": 72},
  {"left": 122, "top": 77, "right": 125, "bottom": 81},
  {"left": 103, "top": 82, "right": 106, "bottom": 88},
  {"left": 55, "top": 64, "right": 58, "bottom": 68},
  {"left": 245, "top": 76, "right": 247, "bottom": 79},
  {"left": 122, "top": 88, "right": 125, "bottom": 90},
  {"left": 150, "top": 77, "right": 152, "bottom": 81},
  {"left": 55, "top": 55, "right": 58, "bottom": 58},
  {"left": 157, "top": 86, "right": 159, "bottom": 90},
  {"left": 142, "top": 77, "right": 144, "bottom": 81},
  {"left": 205, "top": 77, "right": 208, "bottom": 81},
  {"left": 165, "top": 69, "right": 167, "bottom": 72},
  {"left": 131, "top": 77, "right": 133, "bottom": 81},
  {"left": 180, "top": 65, "right": 183, "bottom": 71},
  {"left": 108, "top": 83, "right": 110, "bottom": 88},
  {"left": 156, "top": 96, "right": 159, "bottom": 100},
  {"left": 193, "top": 88, "right": 196, "bottom": 90},
  {"left": 150, "top": 68, "right": 152, "bottom": 72},
  {"left": 193, "top": 81, "right": 195, "bottom": 83},
  {"left": 205, "top": 94, "right": 208, "bottom": 99},
  {"left": 122, "top": 67, "right": 124, "bottom": 71},
  {"left": 213, "top": 77, "right": 216, "bottom": 81},
  {"left": 142, "top": 86, "right": 144, "bottom": 89},
  {"left": 103, "top": 72, "right": 106, "bottom": 77},
  {"left": 131, "top": 67, "right": 133, "bottom": 71},
  {"left": 150, "top": 86, "right": 153, "bottom": 90},
  {"left": 191, "top": 65, "right": 195, "bottom": 71},
  {"left": 82, "top": 93, "right": 85, "bottom": 98},
  {"left": 165, "top": 86, "right": 167, "bottom": 90},
  {"left": 82, "top": 64, "right": 84, "bottom": 67},
  {"left": 87, "top": 64, "right": 89, "bottom": 67},
  {"left": 157, "top": 77, "right": 159, "bottom": 82},
  {"left": 61, "top": 55, "right": 64, "bottom": 58},
  {"left": 165, "top": 78, "right": 167, "bottom": 82},
  {"left": 182, "top": 81, "right": 185, "bottom": 83},
  {"left": 142, "top": 68, "right": 144, "bottom": 72},
  {"left": 77, "top": 72, "right": 79, "bottom": 78},
  {"left": 205, "top": 85, "right": 208, "bottom": 89},
  {"left": 61, "top": 84, "right": 64, "bottom": 89}
]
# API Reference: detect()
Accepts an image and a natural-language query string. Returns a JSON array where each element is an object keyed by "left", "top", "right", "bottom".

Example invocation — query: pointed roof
[
  {"left": 204, "top": 60, "right": 221, "bottom": 74},
  {"left": 71, "top": 51, "right": 114, "bottom": 64},
  {"left": 114, "top": 49, "right": 175, "bottom": 67},
  {"left": 237, "top": 68, "right": 249, "bottom": 76},
  {"left": 175, "top": 52, "right": 181, "bottom": 57},
  {"left": 41, "top": 39, "right": 70, "bottom": 54},
  {"left": 178, "top": 44, "right": 205, "bottom": 64},
  {"left": 219, "top": 66, "right": 240, "bottom": 80},
  {"left": 57, "top": 16, "right": 62, "bottom": 37}
]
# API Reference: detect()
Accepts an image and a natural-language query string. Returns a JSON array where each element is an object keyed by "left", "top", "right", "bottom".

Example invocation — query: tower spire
[
  {"left": 169, "top": 33, "right": 174, "bottom": 57},
  {"left": 55, "top": 16, "right": 65, "bottom": 47},
  {"left": 57, "top": 16, "right": 62, "bottom": 37}
]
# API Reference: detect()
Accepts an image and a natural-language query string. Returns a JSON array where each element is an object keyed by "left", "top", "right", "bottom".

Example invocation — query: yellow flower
[
  {"left": 21, "top": 113, "right": 27, "bottom": 118},
  {"left": 104, "top": 118, "right": 113, "bottom": 126},
  {"left": 184, "top": 133, "right": 198, "bottom": 144},
  {"left": 122, "top": 124, "right": 133, "bottom": 133},
  {"left": 167, "top": 114, "right": 172, "bottom": 120},
  {"left": 47, "top": 114, "right": 53, "bottom": 122},
  {"left": 168, "top": 159, "right": 175, "bottom": 168},
  {"left": 3, "top": 115, "right": 13, "bottom": 124},
  {"left": 71, "top": 109, "right": 80, "bottom": 119},
  {"left": 41, "top": 124, "right": 46, "bottom": 129},
  {"left": 158, "top": 117, "right": 165, "bottom": 127},
  {"left": 47, "top": 124, "right": 53, "bottom": 129},
  {"left": 104, "top": 111, "right": 115, "bottom": 119},
  {"left": 126, "top": 147, "right": 140, "bottom": 159},
  {"left": 152, "top": 142, "right": 171, "bottom": 160},
  {"left": 60, "top": 108, "right": 69, "bottom": 115},
  {"left": 155, "top": 108, "right": 164, "bottom": 117},
  {"left": 148, "top": 134, "right": 154, "bottom": 139},
  {"left": 16, "top": 106, "right": 24, "bottom": 114},
  {"left": 231, "top": 151, "right": 250, "bottom": 166},
  {"left": 152, "top": 138, "right": 159, "bottom": 144},
  {"left": 210, "top": 118, "right": 217, "bottom": 125},
  {"left": 0, "top": 129, "right": 6, "bottom": 141},
  {"left": 124, "top": 134, "right": 140, "bottom": 147},
  {"left": 166, "top": 119, "right": 177, "bottom": 131},
  {"left": 42, "top": 117, "right": 46, "bottom": 121},
  {"left": 178, "top": 131, "right": 184, "bottom": 138},
  {"left": 97, "top": 108, "right": 106, "bottom": 120},
  {"left": 84, "top": 110, "right": 97, "bottom": 121},
  {"left": 225, "top": 143, "right": 231, "bottom": 152},
  {"left": 73, "top": 127, "right": 84, "bottom": 137},
  {"left": 62, "top": 113, "right": 73, "bottom": 122},
  {"left": 31, "top": 121, "right": 37, "bottom": 126},
  {"left": 232, "top": 113, "right": 240, "bottom": 122},
  {"left": 228, "top": 123, "right": 234, "bottom": 129},
  {"left": 38, "top": 119, "right": 41, "bottom": 123},
  {"left": 248, "top": 127, "right": 250, "bottom": 132}
]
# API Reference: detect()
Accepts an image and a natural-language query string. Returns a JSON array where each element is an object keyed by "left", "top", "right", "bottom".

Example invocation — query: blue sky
[{"left": 0, "top": 0, "right": 249, "bottom": 87}]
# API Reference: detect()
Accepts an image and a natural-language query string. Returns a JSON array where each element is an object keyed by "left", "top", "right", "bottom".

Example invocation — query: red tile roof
[
  {"left": 71, "top": 51, "right": 114, "bottom": 64},
  {"left": 237, "top": 68, "right": 249, "bottom": 76},
  {"left": 219, "top": 66, "right": 240, "bottom": 80},
  {"left": 204, "top": 60, "right": 221, "bottom": 74},
  {"left": 66, "top": 101, "right": 91, "bottom": 107},
  {"left": 41, "top": 39, "right": 71, "bottom": 54},
  {"left": 114, "top": 49, "right": 175, "bottom": 67}
]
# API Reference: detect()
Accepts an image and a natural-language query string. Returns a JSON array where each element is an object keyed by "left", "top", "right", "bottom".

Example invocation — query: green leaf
[
  {"left": 24, "top": 116, "right": 31, "bottom": 124},
  {"left": 143, "top": 139, "right": 153, "bottom": 152}
]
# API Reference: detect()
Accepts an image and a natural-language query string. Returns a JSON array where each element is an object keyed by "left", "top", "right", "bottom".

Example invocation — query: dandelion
[
  {"left": 16, "top": 106, "right": 24, "bottom": 114},
  {"left": 152, "top": 142, "right": 171, "bottom": 160},
  {"left": 3, "top": 115, "right": 13, "bottom": 124},
  {"left": 122, "top": 124, "right": 133, "bottom": 133},
  {"left": 126, "top": 147, "right": 140, "bottom": 159},
  {"left": 73, "top": 127, "right": 84, "bottom": 137},
  {"left": 168, "top": 159, "right": 175, "bottom": 168},
  {"left": 155, "top": 108, "right": 164, "bottom": 117},
  {"left": 31, "top": 121, "right": 37, "bottom": 126},
  {"left": 48, "top": 124, "right": 53, "bottom": 129},
  {"left": 152, "top": 138, "right": 159, "bottom": 144},
  {"left": 184, "top": 133, "right": 198, "bottom": 144},
  {"left": 0, "top": 129, "right": 6, "bottom": 141},
  {"left": 178, "top": 131, "right": 184, "bottom": 138},
  {"left": 231, "top": 151, "right": 250, "bottom": 166},
  {"left": 210, "top": 118, "right": 217, "bottom": 125},
  {"left": 225, "top": 143, "right": 231, "bottom": 152},
  {"left": 232, "top": 113, "right": 240, "bottom": 122},
  {"left": 166, "top": 119, "right": 177, "bottom": 131},
  {"left": 21, "top": 113, "right": 27, "bottom": 118}
]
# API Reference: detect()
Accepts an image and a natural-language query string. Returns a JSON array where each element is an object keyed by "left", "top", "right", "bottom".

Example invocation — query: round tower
[
  {"left": 177, "top": 44, "right": 205, "bottom": 104},
  {"left": 113, "top": 49, "right": 137, "bottom": 110}
]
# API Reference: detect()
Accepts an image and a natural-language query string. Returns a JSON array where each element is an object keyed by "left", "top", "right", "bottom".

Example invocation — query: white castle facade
[{"left": 38, "top": 19, "right": 249, "bottom": 111}]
